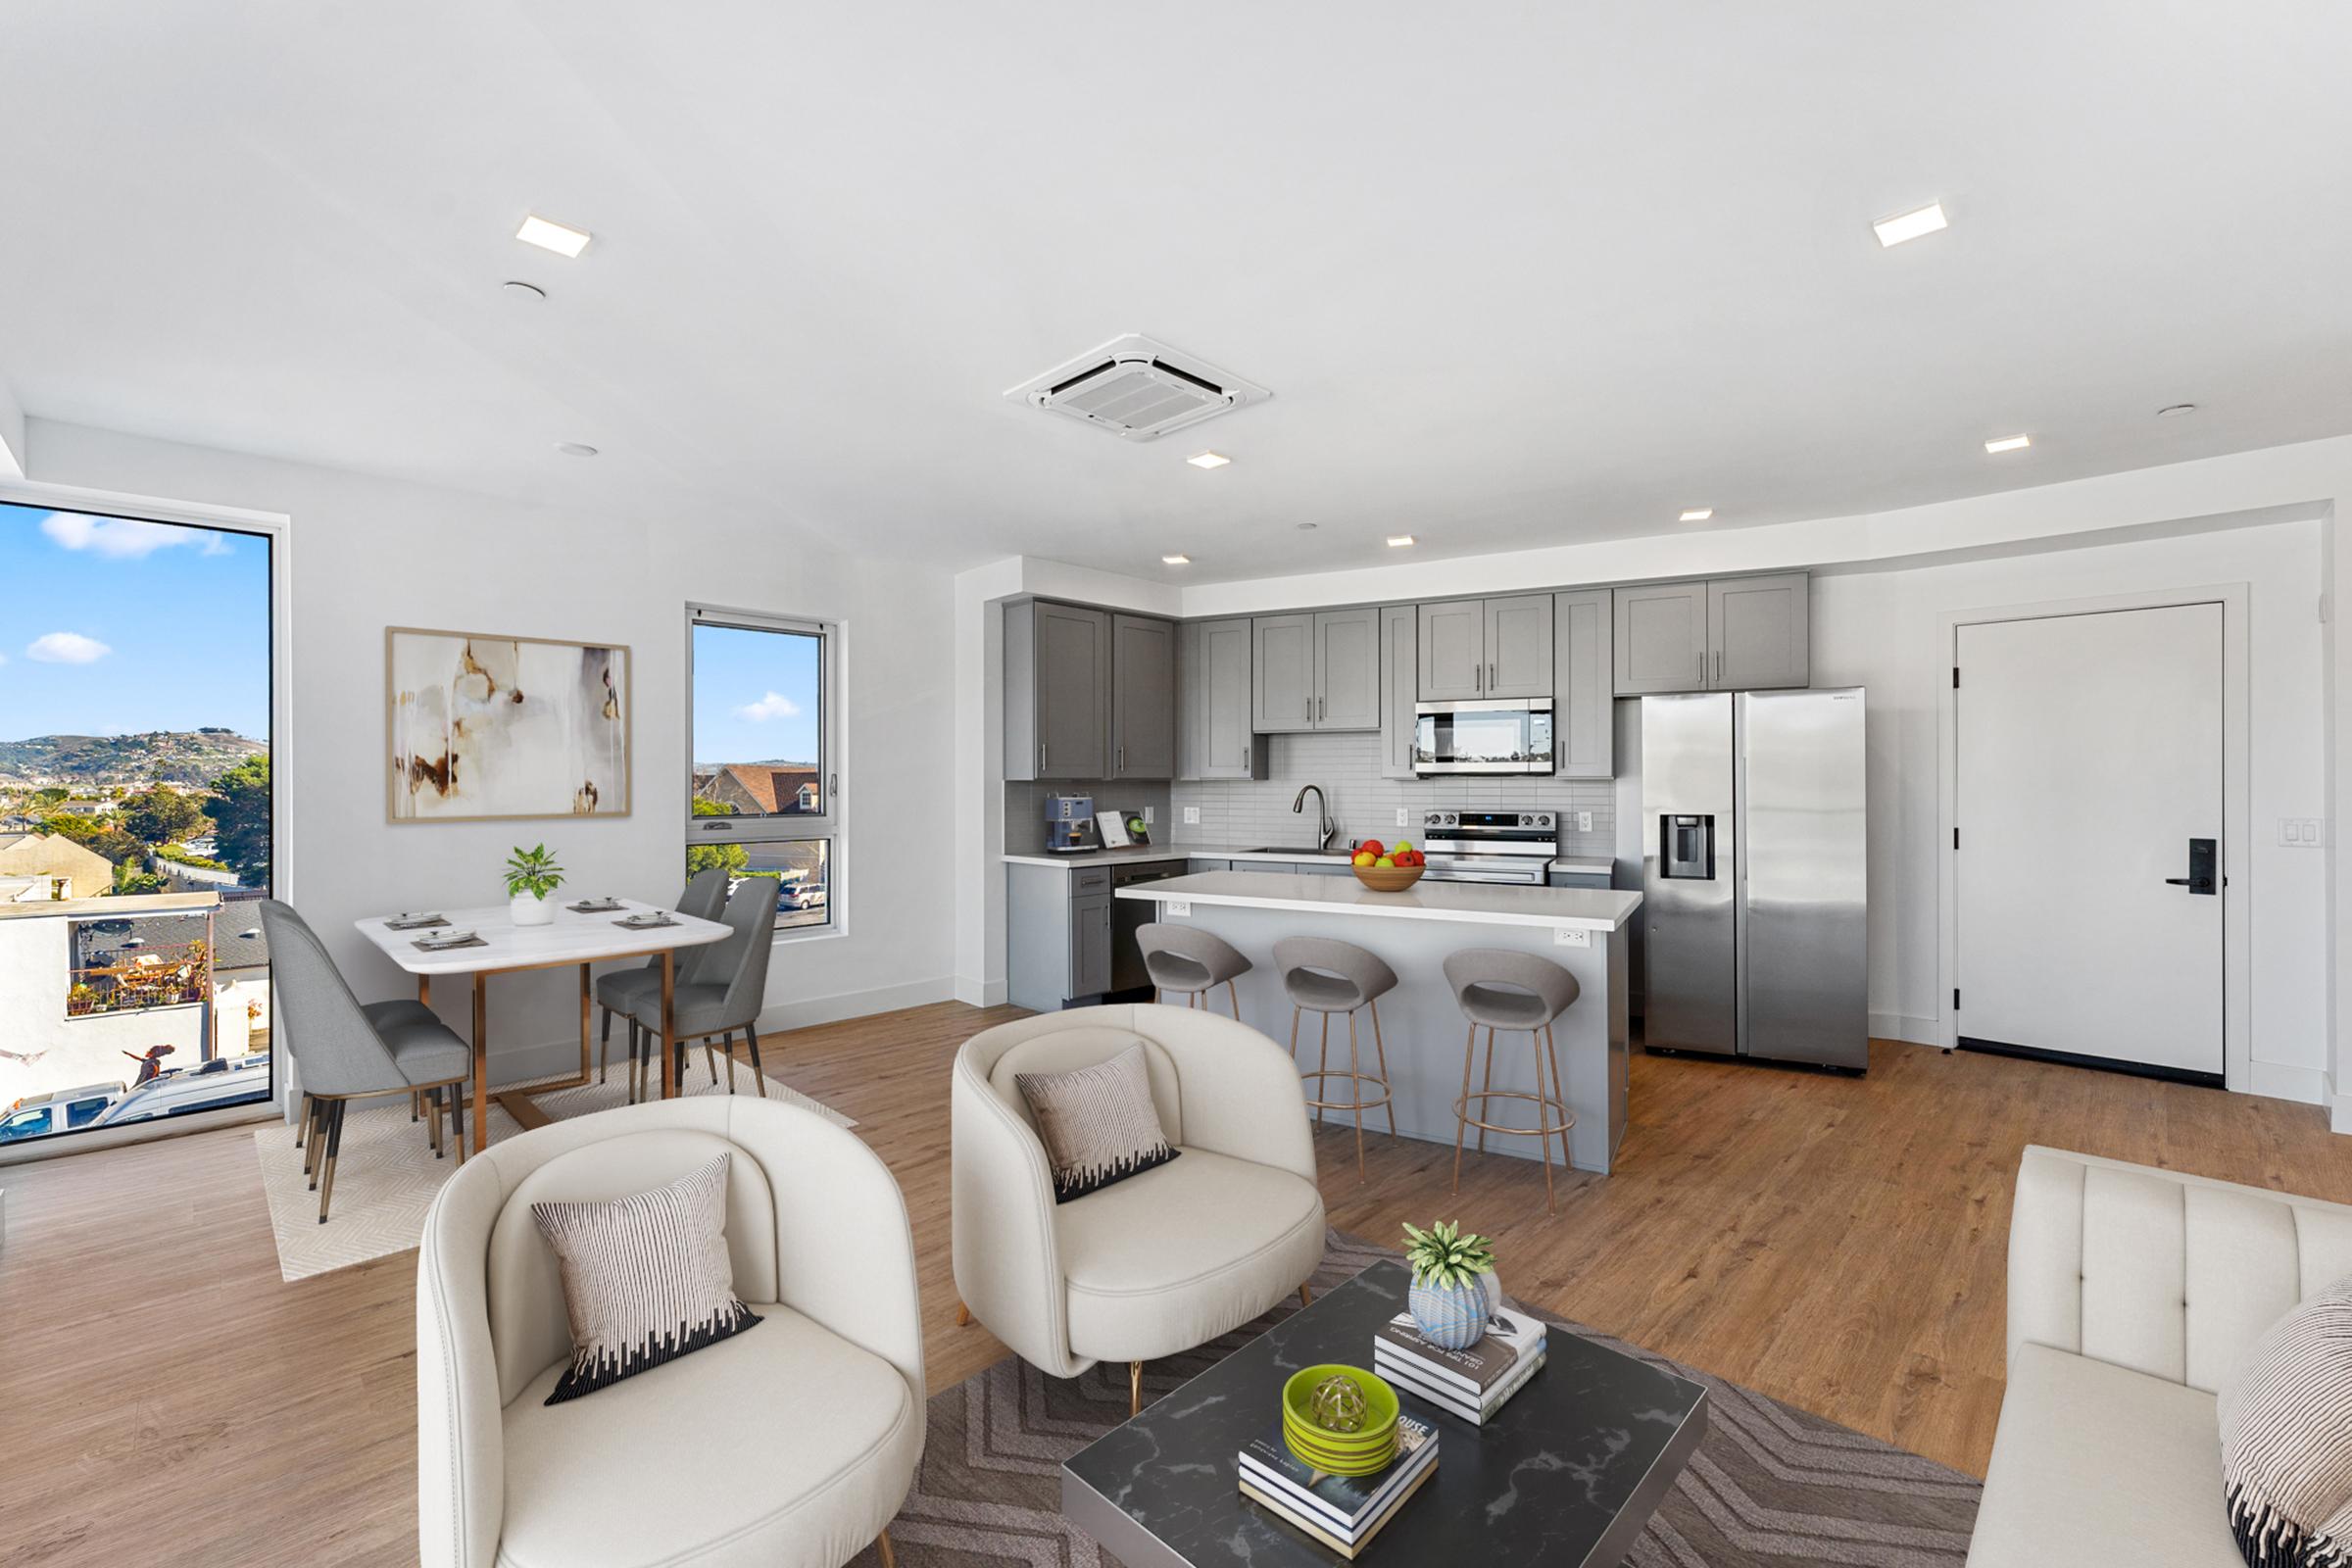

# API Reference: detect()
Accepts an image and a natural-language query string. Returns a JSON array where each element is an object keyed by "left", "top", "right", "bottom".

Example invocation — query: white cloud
[
  {"left": 736, "top": 691, "right": 802, "bottom": 721},
  {"left": 40, "top": 511, "right": 229, "bottom": 560},
  {"left": 26, "top": 631, "right": 111, "bottom": 664}
]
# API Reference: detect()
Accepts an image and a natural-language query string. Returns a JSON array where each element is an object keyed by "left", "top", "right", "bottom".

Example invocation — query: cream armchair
[
  {"left": 1967, "top": 1146, "right": 2352, "bottom": 1567},
  {"left": 416, "top": 1098, "right": 923, "bottom": 1568},
  {"left": 952, "top": 1004, "right": 1326, "bottom": 1413}
]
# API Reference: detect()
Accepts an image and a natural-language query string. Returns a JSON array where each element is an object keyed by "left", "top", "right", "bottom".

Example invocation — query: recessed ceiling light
[
  {"left": 1679, "top": 509, "right": 1713, "bottom": 523},
  {"left": 1161, "top": 554, "right": 1191, "bottom": 565},
  {"left": 503, "top": 279, "right": 547, "bottom": 301},
  {"left": 2157, "top": 403, "right": 2199, "bottom": 417},
  {"left": 1387, "top": 535, "right": 1415, "bottom": 548},
  {"left": 1873, "top": 201, "right": 1948, "bottom": 248},
  {"left": 555, "top": 441, "right": 599, "bottom": 458},
  {"left": 515, "top": 214, "right": 592, "bottom": 258},
  {"left": 1186, "top": 451, "right": 1231, "bottom": 469},
  {"left": 1984, "top": 434, "right": 2032, "bottom": 454}
]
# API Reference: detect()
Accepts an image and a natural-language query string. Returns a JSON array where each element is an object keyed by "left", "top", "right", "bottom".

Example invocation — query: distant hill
[{"left": 0, "top": 731, "right": 267, "bottom": 790}]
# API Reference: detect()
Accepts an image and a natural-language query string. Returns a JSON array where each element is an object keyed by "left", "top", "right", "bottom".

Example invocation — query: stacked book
[
  {"left": 1372, "top": 1306, "right": 1547, "bottom": 1425},
  {"left": 1237, "top": 1412, "right": 1438, "bottom": 1559}
]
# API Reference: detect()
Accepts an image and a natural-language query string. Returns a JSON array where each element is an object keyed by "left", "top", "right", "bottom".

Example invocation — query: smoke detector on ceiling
[{"left": 1006, "top": 334, "right": 1270, "bottom": 441}]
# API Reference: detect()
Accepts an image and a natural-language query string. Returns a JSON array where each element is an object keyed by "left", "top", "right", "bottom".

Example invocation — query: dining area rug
[
  {"left": 853, "top": 1230, "right": 1982, "bottom": 1566},
  {"left": 252, "top": 1070, "right": 854, "bottom": 1282}
]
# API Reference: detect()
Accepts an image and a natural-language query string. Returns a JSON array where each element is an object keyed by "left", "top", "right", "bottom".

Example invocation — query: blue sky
[
  {"left": 0, "top": 501, "right": 272, "bottom": 742},
  {"left": 692, "top": 622, "right": 821, "bottom": 767}
]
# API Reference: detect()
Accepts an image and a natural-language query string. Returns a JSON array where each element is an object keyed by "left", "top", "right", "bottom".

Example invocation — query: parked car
[
  {"left": 92, "top": 1055, "right": 271, "bottom": 1128},
  {"left": 0, "top": 1081, "right": 123, "bottom": 1142}
]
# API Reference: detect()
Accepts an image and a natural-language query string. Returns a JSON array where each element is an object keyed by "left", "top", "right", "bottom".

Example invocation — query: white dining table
[{"left": 353, "top": 898, "right": 732, "bottom": 1152}]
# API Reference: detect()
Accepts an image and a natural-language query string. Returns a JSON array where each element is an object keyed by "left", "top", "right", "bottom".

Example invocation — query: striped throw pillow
[
  {"left": 2218, "top": 1273, "right": 2352, "bottom": 1568},
  {"left": 530, "top": 1152, "right": 761, "bottom": 1404},
  {"left": 1015, "top": 1043, "right": 1179, "bottom": 1203}
]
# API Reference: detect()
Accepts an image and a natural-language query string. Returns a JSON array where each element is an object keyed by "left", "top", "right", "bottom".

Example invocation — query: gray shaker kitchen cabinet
[
  {"left": 1108, "top": 612, "right": 1176, "bottom": 779},
  {"left": 1006, "top": 861, "right": 1116, "bottom": 1009},
  {"left": 1252, "top": 609, "right": 1378, "bottom": 733},
  {"left": 1069, "top": 894, "right": 1113, "bottom": 998},
  {"left": 1553, "top": 588, "right": 1614, "bottom": 777},
  {"left": 1315, "top": 608, "right": 1380, "bottom": 730},
  {"left": 1252, "top": 613, "right": 1316, "bottom": 733},
  {"left": 1178, "top": 617, "right": 1266, "bottom": 780},
  {"left": 1416, "top": 595, "right": 1553, "bottom": 700},
  {"left": 1379, "top": 604, "right": 1419, "bottom": 778},
  {"left": 1707, "top": 572, "right": 1809, "bottom": 690},
  {"left": 1004, "top": 600, "right": 1110, "bottom": 779},
  {"left": 1612, "top": 582, "right": 1709, "bottom": 695}
]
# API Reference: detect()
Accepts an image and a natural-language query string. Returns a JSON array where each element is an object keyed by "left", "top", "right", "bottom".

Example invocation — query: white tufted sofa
[
  {"left": 1966, "top": 1145, "right": 2352, "bottom": 1566},
  {"left": 952, "top": 1004, "right": 1326, "bottom": 1412},
  {"left": 416, "top": 1097, "right": 923, "bottom": 1568}
]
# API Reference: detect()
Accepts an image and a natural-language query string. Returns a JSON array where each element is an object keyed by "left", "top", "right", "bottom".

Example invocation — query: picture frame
[{"left": 385, "top": 626, "right": 632, "bottom": 822}]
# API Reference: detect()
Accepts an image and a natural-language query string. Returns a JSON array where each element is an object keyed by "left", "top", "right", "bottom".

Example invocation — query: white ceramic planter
[{"left": 510, "top": 892, "right": 555, "bottom": 927}]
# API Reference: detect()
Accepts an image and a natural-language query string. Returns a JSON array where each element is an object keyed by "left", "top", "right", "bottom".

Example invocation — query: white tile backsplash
[{"left": 1168, "top": 731, "right": 1616, "bottom": 858}]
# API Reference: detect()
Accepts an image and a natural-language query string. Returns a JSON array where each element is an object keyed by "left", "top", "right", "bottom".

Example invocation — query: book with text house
[
  {"left": 1239, "top": 1463, "right": 1437, "bottom": 1559},
  {"left": 1236, "top": 1411, "right": 1438, "bottom": 1540},
  {"left": 1373, "top": 1304, "right": 1547, "bottom": 1396}
]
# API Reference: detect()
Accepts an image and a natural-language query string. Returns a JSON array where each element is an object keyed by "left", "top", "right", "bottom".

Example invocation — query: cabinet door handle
[
  {"left": 1715, "top": 650, "right": 1723, "bottom": 684},
  {"left": 1696, "top": 651, "right": 1704, "bottom": 686},
  {"left": 1490, "top": 661, "right": 1498, "bottom": 690},
  {"left": 1039, "top": 741, "right": 1047, "bottom": 772}
]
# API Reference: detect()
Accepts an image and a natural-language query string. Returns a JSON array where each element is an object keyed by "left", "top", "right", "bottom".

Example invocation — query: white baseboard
[
  {"left": 2246, "top": 1058, "right": 2329, "bottom": 1107},
  {"left": 953, "top": 974, "right": 1007, "bottom": 1007},
  {"left": 2331, "top": 1077, "right": 2352, "bottom": 1136},
  {"left": 755, "top": 975, "right": 956, "bottom": 1034},
  {"left": 1871, "top": 1013, "right": 1941, "bottom": 1047}
]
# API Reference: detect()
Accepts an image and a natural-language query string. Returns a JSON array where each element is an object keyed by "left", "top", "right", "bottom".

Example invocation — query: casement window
[{"left": 685, "top": 606, "right": 842, "bottom": 936}]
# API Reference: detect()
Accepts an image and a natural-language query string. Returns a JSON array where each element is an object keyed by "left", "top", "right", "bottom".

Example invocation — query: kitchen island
[{"left": 1114, "top": 871, "right": 1641, "bottom": 1174}]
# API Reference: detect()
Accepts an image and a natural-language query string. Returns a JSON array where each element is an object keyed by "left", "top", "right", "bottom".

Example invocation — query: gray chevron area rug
[{"left": 853, "top": 1229, "right": 1980, "bottom": 1566}]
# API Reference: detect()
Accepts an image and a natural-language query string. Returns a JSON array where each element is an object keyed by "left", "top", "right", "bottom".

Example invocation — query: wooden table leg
[
  {"left": 660, "top": 949, "right": 677, "bottom": 1100},
  {"left": 471, "top": 972, "right": 489, "bottom": 1153},
  {"left": 577, "top": 963, "right": 592, "bottom": 1084}
]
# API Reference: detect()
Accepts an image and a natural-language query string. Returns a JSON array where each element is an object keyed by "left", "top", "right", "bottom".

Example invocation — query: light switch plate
[
  {"left": 1183, "top": 807, "right": 1200, "bottom": 825},
  {"left": 1396, "top": 808, "right": 1408, "bottom": 827},
  {"left": 1577, "top": 811, "right": 1592, "bottom": 832},
  {"left": 1143, "top": 806, "right": 1153, "bottom": 824},
  {"left": 1166, "top": 899, "right": 1191, "bottom": 917},
  {"left": 1553, "top": 926, "right": 1592, "bottom": 948}
]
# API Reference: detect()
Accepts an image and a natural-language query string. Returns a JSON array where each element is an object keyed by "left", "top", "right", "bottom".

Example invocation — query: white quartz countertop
[
  {"left": 1001, "top": 844, "right": 1353, "bottom": 869},
  {"left": 1113, "top": 870, "right": 1641, "bottom": 932}
]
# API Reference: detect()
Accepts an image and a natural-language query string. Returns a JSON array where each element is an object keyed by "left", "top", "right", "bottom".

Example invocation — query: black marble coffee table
[{"left": 1062, "top": 1259, "right": 1707, "bottom": 1567}]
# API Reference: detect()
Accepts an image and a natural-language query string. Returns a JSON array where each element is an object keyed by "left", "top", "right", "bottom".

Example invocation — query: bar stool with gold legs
[
  {"left": 1272, "top": 936, "right": 1397, "bottom": 1181},
  {"left": 1138, "top": 921, "right": 1252, "bottom": 1019},
  {"left": 1442, "top": 949, "right": 1579, "bottom": 1212}
]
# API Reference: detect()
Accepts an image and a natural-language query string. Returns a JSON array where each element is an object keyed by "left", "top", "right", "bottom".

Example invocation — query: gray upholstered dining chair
[
  {"left": 595, "top": 865, "right": 729, "bottom": 1092},
  {"left": 624, "top": 879, "right": 780, "bottom": 1099},
  {"left": 259, "top": 901, "right": 475, "bottom": 1223}
]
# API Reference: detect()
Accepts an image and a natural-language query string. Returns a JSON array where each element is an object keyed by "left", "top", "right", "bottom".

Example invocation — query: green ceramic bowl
[{"left": 1280, "top": 1365, "right": 1399, "bottom": 1472}]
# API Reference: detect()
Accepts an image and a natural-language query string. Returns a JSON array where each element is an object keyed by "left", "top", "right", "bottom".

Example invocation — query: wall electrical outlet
[
  {"left": 1183, "top": 807, "right": 1200, "bottom": 825},
  {"left": 1396, "top": 808, "right": 1409, "bottom": 827},
  {"left": 1166, "top": 900, "right": 1191, "bottom": 918},
  {"left": 1576, "top": 811, "right": 1592, "bottom": 832},
  {"left": 1553, "top": 926, "right": 1592, "bottom": 948}
]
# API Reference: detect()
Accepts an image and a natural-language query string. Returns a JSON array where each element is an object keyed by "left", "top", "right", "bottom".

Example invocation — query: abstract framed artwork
[{"left": 386, "top": 627, "right": 631, "bottom": 821}]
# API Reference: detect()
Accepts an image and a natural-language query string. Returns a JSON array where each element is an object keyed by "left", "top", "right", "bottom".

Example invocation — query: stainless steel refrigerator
[{"left": 1640, "top": 688, "right": 1868, "bottom": 1071}]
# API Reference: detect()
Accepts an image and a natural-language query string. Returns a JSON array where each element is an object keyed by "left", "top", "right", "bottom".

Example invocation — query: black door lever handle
[{"left": 2164, "top": 877, "right": 2189, "bottom": 885}]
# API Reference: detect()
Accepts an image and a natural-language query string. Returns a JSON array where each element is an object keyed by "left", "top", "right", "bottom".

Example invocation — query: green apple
[
  {"left": 1392, "top": 839, "right": 1414, "bottom": 855},
  {"left": 1375, "top": 856, "right": 1396, "bottom": 868}
]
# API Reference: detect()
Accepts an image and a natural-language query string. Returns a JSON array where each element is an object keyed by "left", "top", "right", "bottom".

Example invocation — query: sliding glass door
[{"left": 0, "top": 496, "right": 276, "bottom": 1148}]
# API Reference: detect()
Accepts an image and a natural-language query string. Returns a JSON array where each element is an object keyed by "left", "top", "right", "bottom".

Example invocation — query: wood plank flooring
[{"left": 3, "top": 1001, "right": 2347, "bottom": 1566}]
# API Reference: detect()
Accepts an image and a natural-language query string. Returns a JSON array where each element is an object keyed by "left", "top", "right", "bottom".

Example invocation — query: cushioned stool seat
[{"left": 499, "top": 1304, "right": 921, "bottom": 1568}]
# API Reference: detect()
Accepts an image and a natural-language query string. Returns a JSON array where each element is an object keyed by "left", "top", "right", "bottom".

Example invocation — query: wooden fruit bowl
[{"left": 1350, "top": 862, "right": 1426, "bottom": 893}]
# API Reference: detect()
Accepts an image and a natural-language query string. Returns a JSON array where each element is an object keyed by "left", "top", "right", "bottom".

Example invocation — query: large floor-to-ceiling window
[{"left": 0, "top": 495, "right": 276, "bottom": 1147}]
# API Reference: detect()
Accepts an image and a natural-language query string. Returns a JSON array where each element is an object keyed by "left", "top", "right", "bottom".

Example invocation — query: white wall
[
  {"left": 1808, "top": 520, "right": 2328, "bottom": 1090},
  {"left": 24, "top": 417, "right": 960, "bottom": 1084}
]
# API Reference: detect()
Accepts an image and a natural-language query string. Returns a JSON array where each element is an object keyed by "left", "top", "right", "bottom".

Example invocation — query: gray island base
[{"left": 1116, "top": 871, "right": 1639, "bottom": 1173}]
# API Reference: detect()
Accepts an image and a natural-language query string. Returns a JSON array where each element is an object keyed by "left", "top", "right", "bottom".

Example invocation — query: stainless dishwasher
[{"left": 1110, "top": 860, "right": 1185, "bottom": 992}]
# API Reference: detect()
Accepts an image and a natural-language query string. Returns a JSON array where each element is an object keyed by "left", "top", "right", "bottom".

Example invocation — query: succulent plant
[
  {"left": 1401, "top": 1219, "right": 1494, "bottom": 1291},
  {"left": 503, "top": 843, "right": 565, "bottom": 900}
]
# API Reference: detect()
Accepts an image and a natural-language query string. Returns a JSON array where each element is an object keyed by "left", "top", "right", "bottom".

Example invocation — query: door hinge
[
  {"left": 1951, "top": 667, "right": 1960, "bottom": 689},
  {"left": 1953, "top": 988, "right": 1961, "bottom": 1010},
  {"left": 1953, "top": 827, "right": 1959, "bottom": 850}
]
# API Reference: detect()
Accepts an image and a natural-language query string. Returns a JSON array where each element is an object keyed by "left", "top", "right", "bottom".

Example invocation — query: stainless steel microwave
[{"left": 1412, "top": 699, "right": 1555, "bottom": 774}]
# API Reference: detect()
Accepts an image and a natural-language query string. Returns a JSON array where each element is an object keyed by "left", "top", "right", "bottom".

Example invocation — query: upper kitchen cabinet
[
  {"left": 1004, "top": 600, "right": 1177, "bottom": 779},
  {"left": 1415, "top": 595, "right": 1553, "bottom": 701},
  {"left": 1613, "top": 574, "right": 1808, "bottom": 694},
  {"left": 1252, "top": 609, "right": 1379, "bottom": 732},
  {"left": 1553, "top": 589, "right": 1613, "bottom": 777},
  {"left": 1707, "top": 572, "right": 1809, "bottom": 690},
  {"left": 1178, "top": 616, "right": 1266, "bottom": 780},
  {"left": 1108, "top": 613, "right": 1176, "bottom": 778},
  {"left": 1379, "top": 605, "right": 1418, "bottom": 779},
  {"left": 1612, "top": 582, "right": 1708, "bottom": 694}
]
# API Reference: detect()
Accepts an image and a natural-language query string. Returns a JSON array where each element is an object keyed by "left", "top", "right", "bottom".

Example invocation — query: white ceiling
[{"left": 3, "top": 3, "right": 2348, "bottom": 583}]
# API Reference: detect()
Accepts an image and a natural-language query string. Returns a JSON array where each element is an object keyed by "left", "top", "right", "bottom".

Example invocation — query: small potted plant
[
  {"left": 503, "top": 843, "right": 565, "bottom": 927},
  {"left": 1402, "top": 1219, "right": 1500, "bottom": 1350}
]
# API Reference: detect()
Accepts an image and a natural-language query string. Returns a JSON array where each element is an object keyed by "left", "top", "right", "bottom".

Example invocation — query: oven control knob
[
  {"left": 1518, "top": 813, "right": 1534, "bottom": 827},
  {"left": 1536, "top": 812, "right": 1553, "bottom": 829},
  {"left": 1443, "top": 812, "right": 1458, "bottom": 827}
]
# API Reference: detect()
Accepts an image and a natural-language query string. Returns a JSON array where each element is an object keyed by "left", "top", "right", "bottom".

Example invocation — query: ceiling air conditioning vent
[{"left": 1005, "top": 334, "right": 1270, "bottom": 441}]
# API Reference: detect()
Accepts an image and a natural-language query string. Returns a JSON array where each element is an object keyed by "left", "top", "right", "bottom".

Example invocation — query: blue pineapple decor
[{"left": 1402, "top": 1220, "right": 1498, "bottom": 1350}]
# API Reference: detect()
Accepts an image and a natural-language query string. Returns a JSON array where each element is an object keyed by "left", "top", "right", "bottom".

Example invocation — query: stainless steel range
[{"left": 1416, "top": 808, "right": 1559, "bottom": 884}]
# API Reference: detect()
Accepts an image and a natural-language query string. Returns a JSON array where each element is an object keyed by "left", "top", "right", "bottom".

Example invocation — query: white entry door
[{"left": 1954, "top": 603, "right": 2224, "bottom": 1079}]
